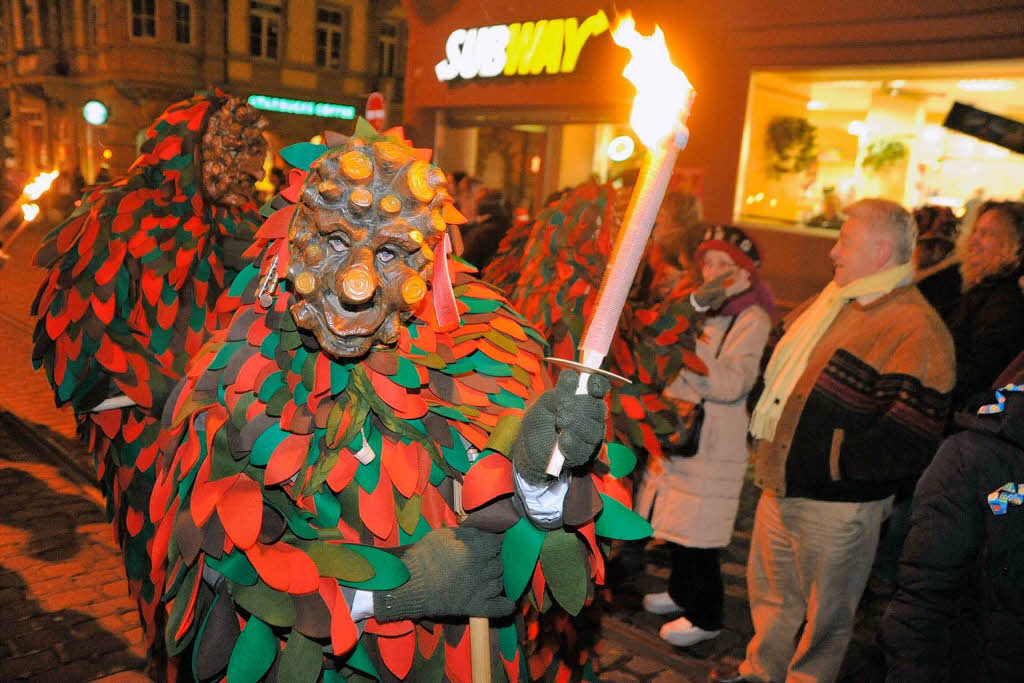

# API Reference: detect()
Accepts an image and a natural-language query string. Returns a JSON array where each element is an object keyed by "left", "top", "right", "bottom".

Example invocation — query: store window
[
  {"left": 378, "top": 21, "right": 401, "bottom": 77},
  {"left": 315, "top": 5, "right": 344, "bottom": 70},
  {"left": 174, "top": 1, "right": 192, "bottom": 44},
  {"left": 736, "top": 63, "right": 1024, "bottom": 229},
  {"left": 130, "top": 0, "right": 156, "bottom": 39},
  {"left": 249, "top": 1, "right": 281, "bottom": 60}
]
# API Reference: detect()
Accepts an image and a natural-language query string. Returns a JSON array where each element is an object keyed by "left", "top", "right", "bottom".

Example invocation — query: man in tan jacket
[{"left": 712, "top": 199, "right": 955, "bottom": 683}]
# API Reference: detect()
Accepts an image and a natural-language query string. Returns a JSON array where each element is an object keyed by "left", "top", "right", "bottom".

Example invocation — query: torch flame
[
  {"left": 612, "top": 14, "right": 693, "bottom": 148},
  {"left": 23, "top": 170, "right": 59, "bottom": 201},
  {"left": 21, "top": 203, "right": 40, "bottom": 222}
]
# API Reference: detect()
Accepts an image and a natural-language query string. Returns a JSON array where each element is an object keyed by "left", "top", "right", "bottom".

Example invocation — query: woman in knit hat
[{"left": 641, "top": 224, "right": 775, "bottom": 647}]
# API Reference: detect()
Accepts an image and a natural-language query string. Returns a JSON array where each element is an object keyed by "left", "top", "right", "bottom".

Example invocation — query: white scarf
[{"left": 749, "top": 263, "right": 914, "bottom": 441}]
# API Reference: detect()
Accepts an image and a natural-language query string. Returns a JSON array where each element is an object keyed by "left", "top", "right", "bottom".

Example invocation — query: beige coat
[{"left": 636, "top": 305, "right": 771, "bottom": 548}]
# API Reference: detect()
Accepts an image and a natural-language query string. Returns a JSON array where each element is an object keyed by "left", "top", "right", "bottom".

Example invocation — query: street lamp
[{"left": 82, "top": 100, "right": 108, "bottom": 182}]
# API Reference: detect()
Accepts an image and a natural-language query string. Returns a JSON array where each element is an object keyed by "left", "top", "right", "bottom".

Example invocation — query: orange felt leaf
[
  {"left": 96, "top": 335, "right": 128, "bottom": 374},
  {"left": 280, "top": 169, "right": 307, "bottom": 203},
  {"left": 442, "top": 202, "right": 467, "bottom": 225},
  {"left": 216, "top": 475, "right": 263, "bottom": 549},
  {"left": 491, "top": 315, "right": 527, "bottom": 341},
  {"left": 417, "top": 622, "right": 442, "bottom": 660},
  {"left": 331, "top": 585, "right": 359, "bottom": 655},
  {"left": 531, "top": 561, "right": 547, "bottom": 607},
  {"left": 174, "top": 555, "right": 204, "bottom": 641},
  {"left": 189, "top": 459, "right": 226, "bottom": 526},
  {"left": 255, "top": 203, "right": 296, "bottom": 240},
  {"left": 90, "top": 293, "right": 116, "bottom": 325},
  {"left": 461, "top": 453, "right": 514, "bottom": 510},
  {"left": 150, "top": 498, "right": 178, "bottom": 576},
  {"left": 369, "top": 371, "right": 427, "bottom": 419},
  {"left": 359, "top": 469, "right": 396, "bottom": 541},
  {"left": 578, "top": 523, "right": 605, "bottom": 584},
  {"left": 381, "top": 439, "right": 419, "bottom": 500},
  {"left": 378, "top": 630, "right": 416, "bottom": 680},
  {"left": 247, "top": 542, "right": 320, "bottom": 594},
  {"left": 618, "top": 394, "right": 646, "bottom": 420},
  {"left": 91, "top": 409, "right": 122, "bottom": 440},
  {"left": 364, "top": 619, "right": 415, "bottom": 637},
  {"left": 264, "top": 434, "right": 311, "bottom": 485},
  {"left": 444, "top": 631, "right": 473, "bottom": 683},
  {"left": 125, "top": 507, "right": 145, "bottom": 537},
  {"left": 325, "top": 449, "right": 358, "bottom": 492}
]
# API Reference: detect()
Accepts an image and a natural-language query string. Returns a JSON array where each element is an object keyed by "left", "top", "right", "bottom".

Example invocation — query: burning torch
[
  {"left": 546, "top": 14, "right": 695, "bottom": 476},
  {"left": 0, "top": 169, "right": 59, "bottom": 232}
]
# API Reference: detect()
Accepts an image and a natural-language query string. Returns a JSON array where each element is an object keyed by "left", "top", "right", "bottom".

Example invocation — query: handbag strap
[{"left": 695, "top": 315, "right": 737, "bottom": 407}]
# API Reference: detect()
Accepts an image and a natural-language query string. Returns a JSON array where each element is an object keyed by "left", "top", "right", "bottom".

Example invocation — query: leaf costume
[
  {"left": 30, "top": 92, "right": 266, "bottom": 657},
  {"left": 481, "top": 181, "right": 705, "bottom": 465},
  {"left": 152, "top": 122, "right": 649, "bottom": 681}
]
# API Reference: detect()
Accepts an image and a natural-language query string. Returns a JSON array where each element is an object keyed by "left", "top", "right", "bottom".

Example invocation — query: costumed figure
[
  {"left": 30, "top": 92, "right": 268, "bottom": 664},
  {"left": 151, "top": 120, "right": 649, "bottom": 681},
  {"left": 482, "top": 180, "right": 743, "bottom": 465}
]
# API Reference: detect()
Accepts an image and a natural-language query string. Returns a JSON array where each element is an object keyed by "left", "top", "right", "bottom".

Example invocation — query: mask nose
[{"left": 336, "top": 249, "right": 376, "bottom": 304}]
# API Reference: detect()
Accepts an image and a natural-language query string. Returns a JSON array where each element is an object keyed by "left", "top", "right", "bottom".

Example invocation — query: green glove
[
  {"left": 693, "top": 270, "right": 751, "bottom": 310},
  {"left": 512, "top": 369, "right": 610, "bottom": 483},
  {"left": 374, "top": 527, "right": 513, "bottom": 622}
]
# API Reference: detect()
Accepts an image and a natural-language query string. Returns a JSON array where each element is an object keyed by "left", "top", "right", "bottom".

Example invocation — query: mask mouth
[{"left": 295, "top": 292, "right": 393, "bottom": 358}]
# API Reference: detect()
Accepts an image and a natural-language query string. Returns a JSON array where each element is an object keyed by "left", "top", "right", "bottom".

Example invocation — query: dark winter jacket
[
  {"left": 945, "top": 268, "right": 1024, "bottom": 411},
  {"left": 883, "top": 392, "right": 1024, "bottom": 683}
]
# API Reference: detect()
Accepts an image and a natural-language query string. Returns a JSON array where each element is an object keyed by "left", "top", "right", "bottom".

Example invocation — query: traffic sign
[{"left": 366, "top": 92, "right": 386, "bottom": 132}]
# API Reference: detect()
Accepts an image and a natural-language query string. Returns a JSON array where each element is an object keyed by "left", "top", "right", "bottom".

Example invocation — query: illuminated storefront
[{"left": 401, "top": 0, "right": 1022, "bottom": 307}]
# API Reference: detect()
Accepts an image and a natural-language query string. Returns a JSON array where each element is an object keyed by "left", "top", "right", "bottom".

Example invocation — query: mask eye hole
[
  {"left": 376, "top": 245, "right": 405, "bottom": 264},
  {"left": 328, "top": 235, "right": 349, "bottom": 253}
]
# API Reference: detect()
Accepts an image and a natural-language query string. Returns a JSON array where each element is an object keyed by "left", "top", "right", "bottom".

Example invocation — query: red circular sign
[{"left": 366, "top": 92, "right": 386, "bottom": 131}]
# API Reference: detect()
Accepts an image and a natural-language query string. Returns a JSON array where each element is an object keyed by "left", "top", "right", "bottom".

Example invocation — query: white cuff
[
  {"left": 514, "top": 468, "right": 570, "bottom": 525},
  {"left": 351, "top": 589, "right": 375, "bottom": 621},
  {"left": 690, "top": 292, "right": 710, "bottom": 312}
]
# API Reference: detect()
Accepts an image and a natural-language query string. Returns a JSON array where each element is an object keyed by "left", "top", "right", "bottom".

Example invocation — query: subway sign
[{"left": 435, "top": 10, "right": 609, "bottom": 82}]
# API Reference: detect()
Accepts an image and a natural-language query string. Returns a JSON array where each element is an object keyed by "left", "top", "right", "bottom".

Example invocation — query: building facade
[
  {"left": 400, "top": 0, "right": 1023, "bottom": 307},
  {"left": 0, "top": 0, "right": 407, "bottom": 184}
]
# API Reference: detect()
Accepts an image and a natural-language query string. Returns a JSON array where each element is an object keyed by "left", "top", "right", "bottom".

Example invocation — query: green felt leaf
[
  {"left": 297, "top": 541, "right": 375, "bottom": 582},
  {"left": 539, "top": 528, "right": 588, "bottom": 615},
  {"left": 226, "top": 616, "right": 277, "bottom": 682},
  {"left": 281, "top": 142, "right": 328, "bottom": 170},
  {"left": 460, "top": 297, "right": 503, "bottom": 313},
  {"left": 257, "top": 371, "right": 285, "bottom": 401},
  {"left": 430, "top": 405, "right": 468, "bottom": 423},
  {"left": 278, "top": 630, "right": 322, "bottom": 683},
  {"left": 491, "top": 389, "right": 525, "bottom": 409},
  {"left": 331, "top": 362, "right": 350, "bottom": 394},
  {"left": 498, "top": 623, "right": 519, "bottom": 662},
  {"left": 340, "top": 544, "right": 409, "bottom": 590},
  {"left": 594, "top": 494, "right": 653, "bottom": 541},
  {"left": 313, "top": 490, "right": 341, "bottom": 527},
  {"left": 209, "top": 341, "right": 242, "bottom": 371},
  {"left": 352, "top": 116, "right": 380, "bottom": 141},
  {"left": 233, "top": 580, "right": 297, "bottom": 626},
  {"left": 469, "top": 350, "right": 514, "bottom": 377},
  {"left": 206, "top": 551, "right": 258, "bottom": 586},
  {"left": 485, "top": 414, "right": 521, "bottom": 455},
  {"left": 250, "top": 423, "right": 290, "bottom": 466},
  {"left": 396, "top": 495, "right": 422, "bottom": 535},
  {"left": 266, "top": 492, "right": 319, "bottom": 540},
  {"left": 341, "top": 639, "right": 379, "bottom": 679},
  {"left": 397, "top": 514, "right": 432, "bottom": 545},
  {"left": 392, "top": 356, "right": 422, "bottom": 389},
  {"left": 501, "top": 518, "right": 545, "bottom": 600},
  {"left": 606, "top": 442, "right": 637, "bottom": 479}
]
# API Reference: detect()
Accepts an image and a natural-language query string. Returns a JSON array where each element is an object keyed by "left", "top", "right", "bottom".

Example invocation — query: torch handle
[
  {"left": 545, "top": 350, "right": 604, "bottom": 476},
  {"left": 469, "top": 616, "right": 491, "bottom": 682}
]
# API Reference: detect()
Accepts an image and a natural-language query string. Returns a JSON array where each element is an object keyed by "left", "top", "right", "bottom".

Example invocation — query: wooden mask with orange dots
[{"left": 286, "top": 133, "right": 458, "bottom": 358}]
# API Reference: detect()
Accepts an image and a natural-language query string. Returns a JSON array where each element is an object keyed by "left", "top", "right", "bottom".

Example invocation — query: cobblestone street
[{"left": 0, "top": 222, "right": 889, "bottom": 682}]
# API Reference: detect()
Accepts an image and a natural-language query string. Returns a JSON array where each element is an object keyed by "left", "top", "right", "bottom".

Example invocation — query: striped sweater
[{"left": 754, "top": 285, "right": 955, "bottom": 502}]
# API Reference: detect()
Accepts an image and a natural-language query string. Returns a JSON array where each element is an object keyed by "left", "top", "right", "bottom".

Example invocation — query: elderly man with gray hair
[{"left": 711, "top": 199, "right": 955, "bottom": 683}]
